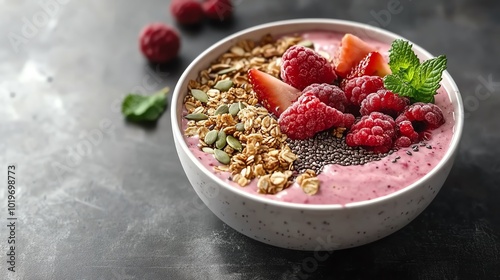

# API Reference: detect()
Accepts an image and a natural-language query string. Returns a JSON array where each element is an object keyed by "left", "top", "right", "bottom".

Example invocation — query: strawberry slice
[
  {"left": 334, "top": 34, "right": 377, "bottom": 78},
  {"left": 248, "top": 69, "right": 302, "bottom": 117},
  {"left": 347, "top": 51, "right": 391, "bottom": 79}
]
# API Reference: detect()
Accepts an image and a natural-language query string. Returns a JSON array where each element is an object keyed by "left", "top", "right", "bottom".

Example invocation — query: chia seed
[
  {"left": 412, "top": 145, "right": 419, "bottom": 152},
  {"left": 287, "top": 131, "right": 393, "bottom": 174},
  {"left": 406, "top": 150, "right": 413, "bottom": 156}
]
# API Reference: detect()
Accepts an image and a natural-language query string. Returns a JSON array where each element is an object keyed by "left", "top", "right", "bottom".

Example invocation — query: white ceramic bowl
[{"left": 171, "top": 19, "right": 464, "bottom": 251}]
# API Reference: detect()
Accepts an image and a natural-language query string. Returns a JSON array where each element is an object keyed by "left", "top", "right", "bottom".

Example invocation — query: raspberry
[
  {"left": 342, "top": 76, "right": 385, "bottom": 106},
  {"left": 170, "top": 0, "right": 204, "bottom": 25},
  {"left": 281, "top": 45, "right": 337, "bottom": 90},
  {"left": 279, "top": 93, "right": 355, "bottom": 140},
  {"left": 395, "top": 102, "right": 445, "bottom": 143},
  {"left": 302, "top": 83, "right": 348, "bottom": 112},
  {"left": 203, "top": 0, "right": 233, "bottom": 21},
  {"left": 360, "top": 89, "right": 410, "bottom": 118},
  {"left": 346, "top": 112, "right": 396, "bottom": 153},
  {"left": 396, "top": 102, "right": 445, "bottom": 130},
  {"left": 139, "top": 23, "right": 180, "bottom": 64},
  {"left": 395, "top": 120, "right": 419, "bottom": 148}
]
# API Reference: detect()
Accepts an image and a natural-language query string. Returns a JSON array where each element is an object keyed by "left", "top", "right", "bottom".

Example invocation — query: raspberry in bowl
[{"left": 171, "top": 19, "right": 464, "bottom": 250}]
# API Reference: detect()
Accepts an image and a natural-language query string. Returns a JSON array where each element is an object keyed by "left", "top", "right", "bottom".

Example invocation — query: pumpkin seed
[
  {"left": 216, "top": 130, "right": 227, "bottom": 149},
  {"left": 204, "top": 130, "right": 218, "bottom": 145},
  {"left": 229, "top": 103, "right": 240, "bottom": 116},
  {"left": 217, "top": 67, "right": 236, "bottom": 75},
  {"left": 185, "top": 113, "right": 208, "bottom": 121},
  {"left": 226, "top": 135, "right": 242, "bottom": 151},
  {"left": 214, "top": 149, "right": 230, "bottom": 165},
  {"left": 238, "top": 101, "right": 246, "bottom": 110},
  {"left": 190, "top": 89, "right": 208, "bottom": 103},
  {"left": 298, "top": 40, "right": 314, "bottom": 49},
  {"left": 214, "top": 104, "right": 229, "bottom": 115},
  {"left": 235, "top": 122, "right": 245, "bottom": 132},
  {"left": 202, "top": 147, "right": 214, "bottom": 154},
  {"left": 214, "top": 79, "right": 233, "bottom": 91}
]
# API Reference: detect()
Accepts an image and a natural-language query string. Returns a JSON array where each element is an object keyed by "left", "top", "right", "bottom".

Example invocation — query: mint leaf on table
[
  {"left": 121, "top": 87, "right": 169, "bottom": 121},
  {"left": 384, "top": 39, "right": 447, "bottom": 103}
]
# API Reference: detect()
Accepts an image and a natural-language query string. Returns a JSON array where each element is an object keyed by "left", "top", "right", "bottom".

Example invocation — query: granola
[{"left": 183, "top": 34, "right": 318, "bottom": 195}]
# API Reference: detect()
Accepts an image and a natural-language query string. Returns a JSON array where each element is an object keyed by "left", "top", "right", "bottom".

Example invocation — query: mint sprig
[
  {"left": 384, "top": 39, "right": 447, "bottom": 103},
  {"left": 121, "top": 87, "right": 169, "bottom": 122}
]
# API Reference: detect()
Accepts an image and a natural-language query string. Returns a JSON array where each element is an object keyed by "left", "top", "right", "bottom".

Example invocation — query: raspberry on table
[
  {"left": 139, "top": 23, "right": 180, "bottom": 64},
  {"left": 279, "top": 93, "right": 355, "bottom": 140},
  {"left": 346, "top": 112, "right": 396, "bottom": 153},
  {"left": 280, "top": 45, "right": 337, "bottom": 90},
  {"left": 170, "top": 0, "right": 204, "bottom": 25},
  {"left": 341, "top": 76, "right": 385, "bottom": 107},
  {"left": 302, "top": 83, "right": 348, "bottom": 112},
  {"left": 203, "top": 0, "right": 233, "bottom": 21},
  {"left": 360, "top": 89, "right": 410, "bottom": 118}
]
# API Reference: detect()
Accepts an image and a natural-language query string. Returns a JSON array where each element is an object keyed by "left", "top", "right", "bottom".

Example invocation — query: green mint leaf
[
  {"left": 121, "top": 87, "right": 169, "bottom": 122},
  {"left": 384, "top": 73, "right": 417, "bottom": 98},
  {"left": 384, "top": 39, "right": 447, "bottom": 103},
  {"left": 388, "top": 39, "right": 420, "bottom": 81},
  {"left": 411, "top": 55, "right": 447, "bottom": 99}
]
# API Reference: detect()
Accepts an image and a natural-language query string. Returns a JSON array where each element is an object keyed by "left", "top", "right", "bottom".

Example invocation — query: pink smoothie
[{"left": 182, "top": 31, "right": 456, "bottom": 205}]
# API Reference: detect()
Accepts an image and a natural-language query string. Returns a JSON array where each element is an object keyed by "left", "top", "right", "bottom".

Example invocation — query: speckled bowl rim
[{"left": 172, "top": 18, "right": 464, "bottom": 210}]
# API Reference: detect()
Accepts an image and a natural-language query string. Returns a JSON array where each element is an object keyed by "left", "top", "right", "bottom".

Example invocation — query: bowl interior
[{"left": 171, "top": 18, "right": 464, "bottom": 210}]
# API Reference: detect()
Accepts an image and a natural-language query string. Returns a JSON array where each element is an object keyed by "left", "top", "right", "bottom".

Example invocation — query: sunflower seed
[
  {"left": 216, "top": 130, "right": 227, "bottom": 149},
  {"left": 202, "top": 147, "right": 214, "bottom": 154},
  {"left": 226, "top": 135, "right": 242, "bottom": 151},
  {"left": 229, "top": 103, "right": 240, "bottom": 116},
  {"left": 214, "top": 104, "right": 229, "bottom": 115},
  {"left": 214, "top": 149, "right": 230, "bottom": 164},
  {"left": 185, "top": 113, "right": 208, "bottom": 121},
  {"left": 230, "top": 46, "right": 245, "bottom": 56},
  {"left": 204, "top": 130, "right": 218, "bottom": 145},
  {"left": 190, "top": 89, "right": 208, "bottom": 103},
  {"left": 214, "top": 79, "right": 233, "bottom": 91}
]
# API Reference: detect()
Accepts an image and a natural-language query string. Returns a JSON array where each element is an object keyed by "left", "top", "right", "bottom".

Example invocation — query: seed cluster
[{"left": 287, "top": 131, "right": 392, "bottom": 174}]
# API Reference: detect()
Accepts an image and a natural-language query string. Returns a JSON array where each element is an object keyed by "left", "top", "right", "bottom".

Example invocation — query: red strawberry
[
  {"left": 334, "top": 34, "right": 377, "bottom": 78},
  {"left": 347, "top": 51, "right": 391, "bottom": 79},
  {"left": 248, "top": 69, "right": 301, "bottom": 117}
]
